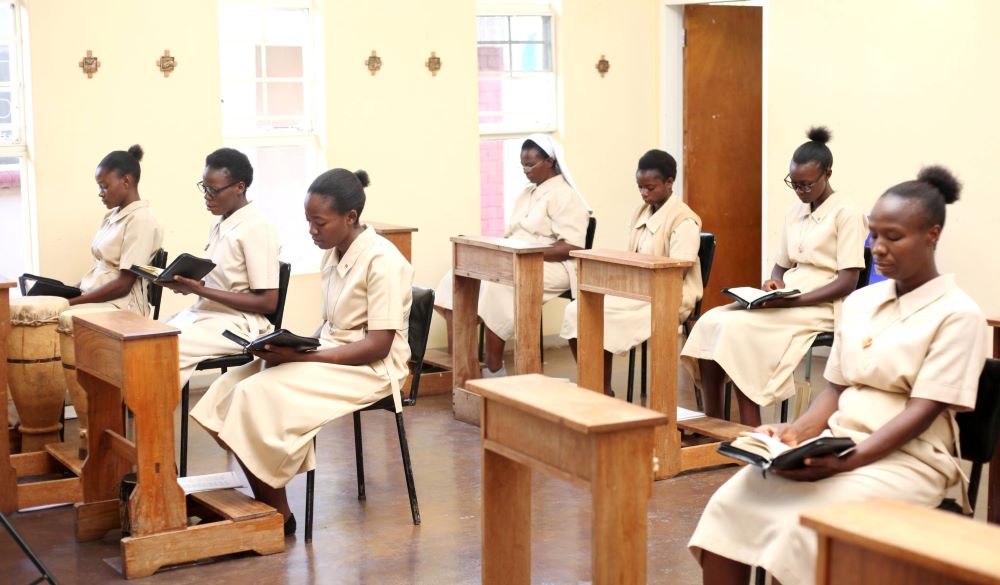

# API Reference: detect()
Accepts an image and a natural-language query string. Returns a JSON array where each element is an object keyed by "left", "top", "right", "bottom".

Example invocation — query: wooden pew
[
  {"left": 571, "top": 249, "right": 750, "bottom": 480},
  {"left": 369, "top": 221, "right": 418, "bottom": 263},
  {"left": 802, "top": 500, "right": 1000, "bottom": 585},
  {"left": 450, "top": 236, "right": 549, "bottom": 425},
  {"left": 0, "top": 277, "right": 82, "bottom": 513},
  {"left": 467, "top": 374, "right": 667, "bottom": 585},
  {"left": 71, "top": 311, "right": 283, "bottom": 578}
]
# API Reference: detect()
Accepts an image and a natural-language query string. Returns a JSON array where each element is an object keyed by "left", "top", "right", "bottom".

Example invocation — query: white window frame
[{"left": 218, "top": 0, "right": 326, "bottom": 274}]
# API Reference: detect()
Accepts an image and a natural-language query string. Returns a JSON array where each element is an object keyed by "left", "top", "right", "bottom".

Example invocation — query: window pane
[
  {"left": 0, "top": 46, "right": 10, "bottom": 82},
  {"left": 477, "top": 44, "right": 509, "bottom": 73},
  {"left": 478, "top": 75, "right": 557, "bottom": 133},
  {"left": 510, "top": 15, "right": 549, "bottom": 42},
  {"left": 0, "top": 91, "right": 11, "bottom": 123},
  {"left": 479, "top": 138, "right": 534, "bottom": 236},
  {"left": 263, "top": 9, "right": 308, "bottom": 45},
  {"left": 511, "top": 43, "right": 550, "bottom": 72},
  {"left": 0, "top": 158, "right": 26, "bottom": 279},
  {"left": 266, "top": 82, "right": 304, "bottom": 116},
  {"left": 265, "top": 46, "right": 303, "bottom": 78},
  {"left": 477, "top": 16, "right": 509, "bottom": 42}
]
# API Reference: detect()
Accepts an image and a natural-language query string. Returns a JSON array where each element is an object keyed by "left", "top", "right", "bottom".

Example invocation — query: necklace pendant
[{"left": 862, "top": 337, "right": 873, "bottom": 349}]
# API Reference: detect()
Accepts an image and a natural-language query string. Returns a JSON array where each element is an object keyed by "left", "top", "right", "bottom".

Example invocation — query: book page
[
  {"left": 134, "top": 264, "right": 163, "bottom": 276},
  {"left": 730, "top": 431, "right": 793, "bottom": 460},
  {"left": 177, "top": 471, "right": 246, "bottom": 495}
]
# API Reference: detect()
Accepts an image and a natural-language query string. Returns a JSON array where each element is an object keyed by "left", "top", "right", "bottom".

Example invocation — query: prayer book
[
  {"left": 177, "top": 471, "right": 246, "bottom": 495},
  {"left": 717, "top": 430, "right": 855, "bottom": 471},
  {"left": 129, "top": 253, "right": 216, "bottom": 284},
  {"left": 19, "top": 273, "right": 82, "bottom": 299},
  {"left": 222, "top": 328, "right": 321, "bottom": 353},
  {"left": 722, "top": 286, "right": 801, "bottom": 309}
]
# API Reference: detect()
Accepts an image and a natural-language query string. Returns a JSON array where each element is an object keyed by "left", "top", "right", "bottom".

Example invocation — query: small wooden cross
[
  {"left": 425, "top": 51, "right": 441, "bottom": 76},
  {"left": 156, "top": 50, "right": 177, "bottom": 78},
  {"left": 365, "top": 50, "right": 382, "bottom": 76},
  {"left": 79, "top": 50, "right": 100, "bottom": 79}
]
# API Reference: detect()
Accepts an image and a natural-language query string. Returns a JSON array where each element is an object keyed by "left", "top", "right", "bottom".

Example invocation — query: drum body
[
  {"left": 56, "top": 306, "right": 115, "bottom": 458},
  {"left": 7, "top": 296, "right": 68, "bottom": 452}
]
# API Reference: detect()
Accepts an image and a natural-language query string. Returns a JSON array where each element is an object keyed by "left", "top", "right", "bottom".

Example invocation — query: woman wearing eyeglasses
[
  {"left": 162, "top": 148, "right": 281, "bottom": 388},
  {"left": 681, "top": 127, "right": 868, "bottom": 426}
]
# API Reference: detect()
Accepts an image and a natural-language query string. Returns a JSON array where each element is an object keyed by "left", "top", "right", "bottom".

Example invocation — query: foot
[
  {"left": 284, "top": 514, "right": 297, "bottom": 536},
  {"left": 604, "top": 389, "right": 616, "bottom": 398},
  {"left": 481, "top": 363, "right": 507, "bottom": 378}
]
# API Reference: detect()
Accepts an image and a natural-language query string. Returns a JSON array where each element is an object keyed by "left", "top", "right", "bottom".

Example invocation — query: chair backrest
[
  {"left": 267, "top": 261, "right": 292, "bottom": 328},
  {"left": 857, "top": 247, "right": 874, "bottom": 289},
  {"left": 956, "top": 358, "right": 1000, "bottom": 465},
  {"left": 405, "top": 286, "right": 435, "bottom": 405},
  {"left": 684, "top": 233, "right": 717, "bottom": 330},
  {"left": 148, "top": 248, "right": 169, "bottom": 320},
  {"left": 584, "top": 216, "right": 597, "bottom": 250}
]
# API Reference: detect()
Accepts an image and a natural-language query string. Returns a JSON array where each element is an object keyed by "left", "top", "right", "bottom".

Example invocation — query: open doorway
[{"left": 662, "top": 1, "right": 763, "bottom": 312}]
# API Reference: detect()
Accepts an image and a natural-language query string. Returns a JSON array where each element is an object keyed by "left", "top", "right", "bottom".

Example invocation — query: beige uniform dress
[
  {"left": 559, "top": 196, "right": 702, "bottom": 354},
  {"left": 191, "top": 227, "right": 414, "bottom": 488},
  {"left": 680, "top": 193, "right": 868, "bottom": 406},
  {"left": 59, "top": 200, "right": 164, "bottom": 332},
  {"left": 166, "top": 202, "right": 281, "bottom": 387},
  {"left": 689, "top": 274, "right": 987, "bottom": 585},
  {"left": 434, "top": 174, "right": 590, "bottom": 341}
]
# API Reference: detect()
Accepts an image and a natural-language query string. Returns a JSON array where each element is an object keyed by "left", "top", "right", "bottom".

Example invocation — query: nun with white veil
[{"left": 434, "top": 133, "right": 592, "bottom": 375}]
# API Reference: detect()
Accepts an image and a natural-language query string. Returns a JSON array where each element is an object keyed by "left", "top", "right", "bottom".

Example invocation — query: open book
[
  {"left": 717, "top": 430, "right": 855, "bottom": 471},
  {"left": 722, "top": 287, "right": 801, "bottom": 309},
  {"left": 222, "top": 329, "right": 321, "bottom": 353},
  {"left": 19, "top": 274, "right": 82, "bottom": 299},
  {"left": 129, "top": 253, "right": 216, "bottom": 284}
]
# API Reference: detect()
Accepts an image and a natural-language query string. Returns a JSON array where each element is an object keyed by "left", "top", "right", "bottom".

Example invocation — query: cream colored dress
[
  {"left": 434, "top": 174, "right": 590, "bottom": 341},
  {"left": 165, "top": 202, "right": 281, "bottom": 387},
  {"left": 560, "top": 196, "right": 702, "bottom": 354},
  {"left": 689, "top": 274, "right": 988, "bottom": 585},
  {"left": 680, "top": 193, "right": 868, "bottom": 406},
  {"left": 191, "top": 227, "right": 414, "bottom": 488},
  {"left": 59, "top": 200, "right": 164, "bottom": 332}
]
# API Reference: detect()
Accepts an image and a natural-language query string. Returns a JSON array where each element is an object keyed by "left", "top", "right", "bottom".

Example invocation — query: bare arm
[
  {"left": 251, "top": 329, "right": 395, "bottom": 367},
  {"left": 544, "top": 239, "right": 582, "bottom": 262},
  {"left": 69, "top": 270, "right": 138, "bottom": 306},
  {"left": 162, "top": 275, "right": 278, "bottom": 315},
  {"left": 757, "top": 382, "right": 845, "bottom": 445},
  {"left": 761, "top": 267, "right": 860, "bottom": 309}
]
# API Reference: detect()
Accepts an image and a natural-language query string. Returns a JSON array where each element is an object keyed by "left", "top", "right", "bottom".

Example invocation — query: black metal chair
[
  {"left": 304, "top": 285, "right": 435, "bottom": 543},
  {"left": 1, "top": 512, "right": 58, "bottom": 584},
  {"left": 626, "top": 232, "right": 716, "bottom": 404},
  {"left": 148, "top": 248, "right": 168, "bottom": 320},
  {"left": 478, "top": 215, "right": 597, "bottom": 364},
  {"left": 178, "top": 261, "right": 291, "bottom": 477}
]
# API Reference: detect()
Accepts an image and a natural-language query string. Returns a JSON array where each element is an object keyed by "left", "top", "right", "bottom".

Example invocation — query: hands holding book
[
  {"left": 160, "top": 274, "right": 206, "bottom": 296},
  {"left": 756, "top": 278, "right": 799, "bottom": 309},
  {"left": 748, "top": 423, "right": 858, "bottom": 481}
]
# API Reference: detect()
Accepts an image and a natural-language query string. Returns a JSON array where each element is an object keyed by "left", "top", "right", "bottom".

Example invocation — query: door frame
[{"left": 660, "top": 0, "right": 769, "bottom": 279}]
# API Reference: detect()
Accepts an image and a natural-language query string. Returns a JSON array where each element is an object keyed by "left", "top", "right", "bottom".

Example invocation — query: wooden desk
[
  {"left": 72, "top": 311, "right": 283, "bottom": 578},
  {"left": 467, "top": 374, "right": 667, "bottom": 585},
  {"left": 803, "top": 500, "right": 1000, "bottom": 585},
  {"left": 451, "top": 236, "right": 549, "bottom": 425},
  {"left": 572, "top": 249, "right": 750, "bottom": 479},
  {"left": 368, "top": 221, "right": 418, "bottom": 262},
  {"left": 985, "top": 317, "right": 1000, "bottom": 524},
  {"left": 0, "top": 277, "right": 83, "bottom": 513}
]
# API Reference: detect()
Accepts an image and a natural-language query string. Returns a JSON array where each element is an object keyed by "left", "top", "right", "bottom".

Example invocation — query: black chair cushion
[
  {"left": 196, "top": 353, "right": 254, "bottom": 371},
  {"left": 956, "top": 358, "right": 1000, "bottom": 464},
  {"left": 408, "top": 286, "right": 435, "bottom": 367}
]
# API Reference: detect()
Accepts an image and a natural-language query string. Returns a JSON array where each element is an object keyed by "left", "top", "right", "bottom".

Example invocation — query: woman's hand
[
  {"left": 753, "top": 423, "right": 800, "bottom": 446},
  {"left": 762, "top": 278, "right": 785, "bottom": 291},
  {"left": 161, "top": 275, "right": 205, "bottom": 296},
  {"left": 251, "top": 344, "right": 314, "bottom": 366},
  {"left": 771, "top": 451, "right": 858, "bottom": 482}
]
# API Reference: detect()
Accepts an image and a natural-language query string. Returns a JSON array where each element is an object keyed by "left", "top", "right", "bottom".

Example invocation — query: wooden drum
[
  {"left": 7, "top": 295, "right": 68, "bottom": 452},
  {"left": 56, "top": 306, "right": 115, "bottom": 459}
]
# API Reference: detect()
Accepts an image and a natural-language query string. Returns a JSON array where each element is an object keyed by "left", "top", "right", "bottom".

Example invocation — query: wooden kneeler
[
  {"left": 71, "top": 311, "right": 283, "bottom": 579},
  {"left": 468, "top": 374, "right": 667, "bottom": 585},
  {"left": 571, "top": 249, "right": 751, "bottom": 480}
]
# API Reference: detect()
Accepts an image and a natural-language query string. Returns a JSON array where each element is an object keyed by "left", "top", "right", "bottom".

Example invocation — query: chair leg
[
  {"left": 305, "top": 467, "right": 315, "bottom": 544},
  {"left": 723, "top": 382, "right": 732, "bottom": 421},
  {"left": 539, "top": 320, "right": 544, "bottom": 364},
  {"left": 626, "top": 348, "right": 636, "bottom": 403},
  {"left": 395, "top": 412, "right": 421, "bottom": 525},
  {"left": 694, "top": 387, "right": 704, "bottom": 412},
  {"left": 754, "top": 566, "right": 766, "bottom": 585},
  {"left": 780, "top": 399, "right": 789, "bottom": 423},
  {"left": 477, "top": 323, "right": 485, "bottom": 362},
  {"left": 969, "top": 462, "right": 983, "bottom": 512},
  {"left": 353, "top": 412, "right": 365, "bottom": 501},
  {"left": 180, "top": 382, "right": 190, "bottom": 478},
  {"left": 804, "top": 346, "right": 814, "bottom": 382},
  {"left": 640, "top": 341, "right": 648, "bottom": 399},
  {"left": 1, "top": 511, "right": 58, "bottom": 584}
]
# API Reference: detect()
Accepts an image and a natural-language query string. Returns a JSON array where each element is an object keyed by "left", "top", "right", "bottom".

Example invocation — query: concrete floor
[{"left": 0, "top": 345, "right": 985, "bottom": 584}]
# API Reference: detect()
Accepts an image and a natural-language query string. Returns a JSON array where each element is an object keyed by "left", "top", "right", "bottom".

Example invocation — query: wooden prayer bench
[
  {"left": 0, "top": 277, "right": 83, "bottom": 513},
  {"left": 467, "top": 374, "right": 667, "bottom": 585},
  {"left": 69, "top": 311, "right": 283, "bottom": 579},
  {"left": 571, "top": 249, "right": 751, "bottom": 479},
  {"left": 802, "top": 499, "right": 1000, "bottom": 585},
  {"left": 450, "top": 236, "right": 550, "bottom": 425},
  {"left": 369, "top": 221, "right": 418, "bottom": 263}
]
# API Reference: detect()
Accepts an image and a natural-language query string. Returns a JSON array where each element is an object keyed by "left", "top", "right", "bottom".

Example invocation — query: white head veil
[{"left": 525, "top": 133, "right": 592, "bottom": 213}]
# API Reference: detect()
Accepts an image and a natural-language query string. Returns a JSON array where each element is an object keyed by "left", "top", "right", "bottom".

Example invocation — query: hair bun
[
  {"left": 917, "top": 165, "right": 961, "bottom": 204},
  {"left": 354, "top": 169, "right": 370, "bottom": 188},
  {"left": 806, "top": 126, "right": 831, "bottom": 144},
  {"left": 127, "top": 144, "right": 144, "bottom": 162}
]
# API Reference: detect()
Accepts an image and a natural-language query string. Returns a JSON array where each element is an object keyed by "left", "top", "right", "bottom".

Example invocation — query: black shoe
[{"left": 284, "top": 514, "right": 297, "bottom": 536}]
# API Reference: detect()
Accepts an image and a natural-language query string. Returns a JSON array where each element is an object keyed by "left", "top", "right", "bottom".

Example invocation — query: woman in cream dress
[
  {"left": 691, "top": 166, "right": 987, "bottom": 585},
  {"left": 64, "top": 144, "right": 164, "bottom": 316},
  {"left": 192, "top": 169, "right": 414, "bottom": 536},
  {"left": 681, "top": 128, "right": 868, "bottom": 426},
  {"left": 560, "top": 149, "right": 702, "bottom": 395},
  {"left": 160, "top": 148, "right": 281, "bottom": 388},
  {"left": 434, "top": 133, "right": 591, "bottom": 375}
]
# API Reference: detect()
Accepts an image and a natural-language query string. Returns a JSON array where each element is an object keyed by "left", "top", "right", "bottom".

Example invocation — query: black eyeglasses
[
  {"left": 196, "top": 180, "right": 239, "bottom": 198},
  {"left": 783, "top": 173, "right": 827, "bottom": 193}
]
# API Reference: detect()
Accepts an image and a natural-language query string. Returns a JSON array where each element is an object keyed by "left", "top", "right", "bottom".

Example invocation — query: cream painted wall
[{"left": 767, "top": 0, "right": 998, "bottom": 315}]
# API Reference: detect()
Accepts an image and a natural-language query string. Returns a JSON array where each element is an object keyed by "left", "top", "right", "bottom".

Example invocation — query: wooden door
[{"left": 683, "top": 5, "right": 762, "bottom": 312}]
